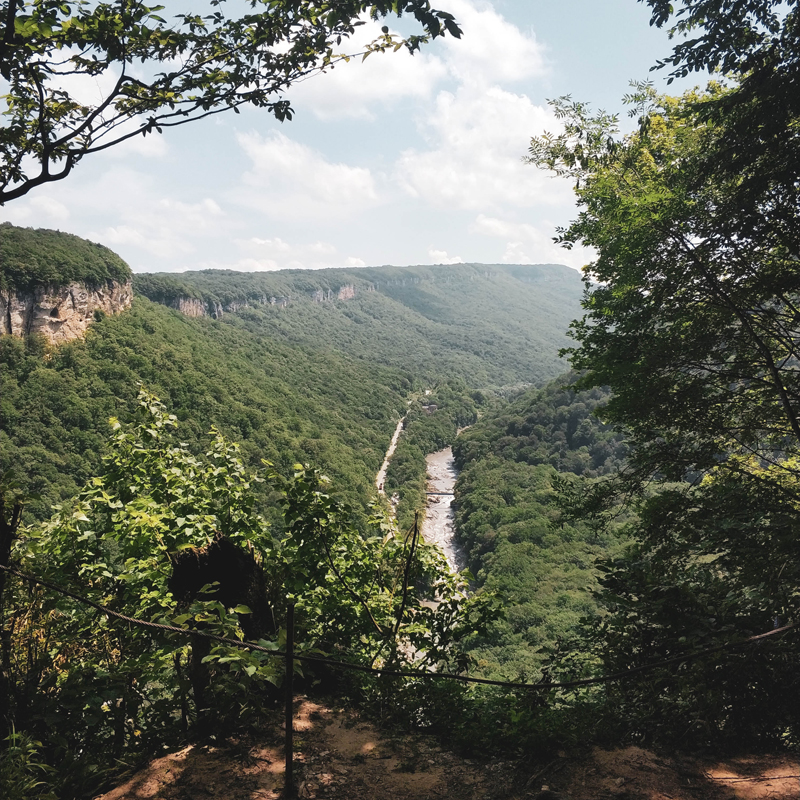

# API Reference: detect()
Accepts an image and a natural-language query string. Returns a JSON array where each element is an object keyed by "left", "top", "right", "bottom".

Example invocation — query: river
[{"left": 420, "top": 447, "right": 467, "bottom": 574}]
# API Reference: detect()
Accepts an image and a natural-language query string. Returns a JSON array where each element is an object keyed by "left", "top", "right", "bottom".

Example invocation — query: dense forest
[
  {"left": 3, "top": 0, "right": 800, "bottom": 796},
  {"left": 452, "top": 377, "right": 629, "bottom": 678},
  {"left": 0, "top": 223, "right": 131, "bottom": 292},
  {"left": 1, "top": 296, "right": 408, "bottom": 522},
  {"left": 134, "top": 263, "right": 582, "bottom": 388}
]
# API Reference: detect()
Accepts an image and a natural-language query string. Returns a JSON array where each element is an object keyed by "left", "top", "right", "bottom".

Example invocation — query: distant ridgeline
[
  {"left": 134, "top": 262, "right": 578, "bottom": 316},
  {"left": 1, "top": 224, "right": 584, "bottom": 522},
  {"left": 0, "top": 223, "right": 133, "bottom": 342},
  {"left": 135, "top": 263, "right": 583, "bottom": 387}
]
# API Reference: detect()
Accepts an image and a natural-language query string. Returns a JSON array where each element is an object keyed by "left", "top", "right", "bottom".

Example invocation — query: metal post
[{"left": 284, "top": 602, "right": 295, "bottom": 798}]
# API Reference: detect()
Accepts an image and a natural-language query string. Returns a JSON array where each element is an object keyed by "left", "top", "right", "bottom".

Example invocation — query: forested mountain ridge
[
  {"left": 136, "top": 263, "right": 582, "bottom": 387},
  {"left": 0, "top": 223, "right": 131, "bottom": 291},
  {"left": 134, "top": 262, "right": 576, "bottom": 313},
  {"left": 0, "top": 226, "right": 582, "bottom": 521}
]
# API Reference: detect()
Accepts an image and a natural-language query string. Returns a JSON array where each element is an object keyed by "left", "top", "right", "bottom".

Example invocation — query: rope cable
[{"left": 0, "top": 563, "right": 796, "bottom": 692}]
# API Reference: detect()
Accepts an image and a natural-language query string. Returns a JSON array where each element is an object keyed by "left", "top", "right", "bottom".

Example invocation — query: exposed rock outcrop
[
  {"left": 0, "top": 280, "right": 132, "bottom": 343},
  {"left": 167, "top": 294, "right": 290, "bottom": 318},
  {"left": 312, "top": 286, "right": 356, "bottom": 302},
  {"left": 164, "top": 286, "right": 358, "bottom": 318},
  {"left": 174, "top": 297, "right": 206, "bottom": 318}
]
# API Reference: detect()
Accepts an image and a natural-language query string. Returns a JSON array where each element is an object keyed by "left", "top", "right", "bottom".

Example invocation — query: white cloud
[
  {"left": 439, "top": 0, "right": 547, "bottom": 86},
  {"left": 222, "top": 235, "right": 364, "bottom": 271},
  {"left": 53, "top": 66, "right": 122, "bottom": 109},
  {"left": 395, "top": 84, "right": 567, "bottom": 211},
  {"left": 289, "top": 20, "right": 448, "bottom": 120},
  {"left": 250, "top": 236, "right": 292, "bottom": 252},
  {"left": 49, "top": 67, "right": 169, "bottom": 158},
  {"left": 378, "top": 2, "right": 572, "bottom": 222},
  {"left": 110, "top": 129, "right": 169, "bottom": 159},
  {"left": 95, "top": 199, "right": 224, "bottom": 259},
  {"left": 284, "top": 0, "right": 546, "bottom": 120},
  {"left": 234, "top": 131, "right": 380, "bottom": 221},
  {"left": 472, "top": 213, "right": 594, "bottom": 269},
  {"left": 3, "top": 195, "right": 72, "bottom": 226},
  {"left": 4, "top": 170, "right": 230, "bottom": 269},
  {"left": 428, "top": 248, "right": 463, "bottom": 264},
  {"left": 85, "top": 177, "right": 229, "bottom": 261},
  {"left": 31, "top": 195, "right": 71, "bottom": 223}
]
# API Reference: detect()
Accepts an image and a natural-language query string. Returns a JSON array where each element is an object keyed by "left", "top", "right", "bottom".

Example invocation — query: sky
[{"left": 0, "top": 0, "right": 706, "bottom": 274}]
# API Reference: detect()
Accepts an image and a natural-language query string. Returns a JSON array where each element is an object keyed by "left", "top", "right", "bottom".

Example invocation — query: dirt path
[
  {"left": 376, "top": 415, "right": 406, "bottom": 496},
  {"left": 96, "top": 699, "right": 516, "bottom": 800},
  {"left": 96, "top": 700, "right": 799, "bottom": 800}
]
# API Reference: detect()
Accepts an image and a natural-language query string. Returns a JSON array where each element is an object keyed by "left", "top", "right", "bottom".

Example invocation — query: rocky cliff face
[
  {"left": 1, "top": 280, "right": 133, "bottom": 343},
  {"left": 311, "top": 284, "right": 357, "bottom": 302},
  {"left": 174, "top": 296, "right": 207, "bottom": 318},
  {"left": 165, "top": 286, "right": 355, "bottom": 318}
]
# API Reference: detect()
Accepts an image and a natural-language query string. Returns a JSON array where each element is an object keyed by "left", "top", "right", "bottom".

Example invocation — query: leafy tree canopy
[
  {"left": 642, "top": 0, "right": 800, "bottom": 210},
  {"left": 0, "top": 222, "right": 132, "bottom": 291},
  {"left": 0, "top": 0, "right": 461, "bottom": 203},
  {"left": 450, "top": 376, "right": 628, "bottom": 679},
  {"left": 643, "top": 0, "right": 797, "bottom": 78},
  {"left": 2, "top": 388, "right": 498, "bottom": 795},
  {"left": 527, "top": 14, "right": 800, "bottom": 744},
  {"left": 529, "top": 84, "right": 800, "bottom": 485}
]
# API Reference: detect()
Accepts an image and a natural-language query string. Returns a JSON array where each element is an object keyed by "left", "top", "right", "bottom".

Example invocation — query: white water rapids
[
  {"left": 420, "top": 447, "right": 467, "bottom": 574},
  {"left": 376, "top": 412, "right": 468, "bottom": 574}
]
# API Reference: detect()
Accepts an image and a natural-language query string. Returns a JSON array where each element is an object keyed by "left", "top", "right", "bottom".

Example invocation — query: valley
[
  {"left": 1, "top": 223, "right": 798, "bottom": 800},
  {"left": 3, "top": 2, "right": 800, "bottom": 798}
]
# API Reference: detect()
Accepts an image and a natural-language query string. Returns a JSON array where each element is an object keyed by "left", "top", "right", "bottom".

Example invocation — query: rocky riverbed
[{"left": 420, "top": 447, "right": 467, "bottom": 573}]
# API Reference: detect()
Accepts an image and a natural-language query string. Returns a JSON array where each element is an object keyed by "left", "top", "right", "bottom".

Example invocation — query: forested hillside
[
  {"left": 135, "top": 263, "right": 581, "bottom": 387},
  {"left": 1, "top": 298, "right": 408, "bottom": 521},
  {"left": 0, "top": 223, "right": 131, "bottom": 291},
  {"left": 1, "top": 226, "right": 582, "bottom": 522},
  {"left": 451, "top": 376, "right": 629, "bottom": 677}
]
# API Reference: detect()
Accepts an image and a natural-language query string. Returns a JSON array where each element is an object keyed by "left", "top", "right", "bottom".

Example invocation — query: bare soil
[{"left": 96, "top": 699, "right": 799, "bottom": 800}]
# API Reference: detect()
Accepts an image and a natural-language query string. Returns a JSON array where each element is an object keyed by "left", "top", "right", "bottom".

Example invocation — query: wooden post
[{"left": 284, "top": 603, "right": 295, "bottom": 798}]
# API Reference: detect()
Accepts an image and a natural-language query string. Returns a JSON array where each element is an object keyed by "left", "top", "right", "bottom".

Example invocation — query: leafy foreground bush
[{"left": 0, "top": 389, "right": 498, "bottom": 799}]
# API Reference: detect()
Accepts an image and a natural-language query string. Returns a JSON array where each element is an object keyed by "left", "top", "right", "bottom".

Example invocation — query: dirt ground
[{"left": 96, "top": 699, "right": 799, "bottom": 800}]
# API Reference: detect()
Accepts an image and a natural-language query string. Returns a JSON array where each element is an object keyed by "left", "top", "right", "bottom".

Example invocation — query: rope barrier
[{"left": 1, "top": 563, "right": 796, "bottom": 692}]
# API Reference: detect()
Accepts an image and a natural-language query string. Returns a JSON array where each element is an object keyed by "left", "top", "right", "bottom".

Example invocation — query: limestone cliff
[
  {"left": 1, "top": 280, "right": 133, "bottom": 344},
  {"left": 174, "top": 296, "right": 207, "bottom": 318},
  {"left": 161, "top": 287, "right": 354, "bottom": 318},
  {"left": 133, "top": 263, "right": 582, "bottom": 323}
]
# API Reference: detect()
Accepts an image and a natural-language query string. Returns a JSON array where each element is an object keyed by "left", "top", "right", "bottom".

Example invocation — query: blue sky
[{"left": 1, "top": 0, "right": 705, "bottom": 273}]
